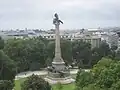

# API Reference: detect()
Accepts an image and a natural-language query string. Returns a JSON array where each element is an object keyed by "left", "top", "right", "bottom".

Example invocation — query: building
[
  {"left": 40, "top": 33, "right": 101, "bottom": 48},
  {"left": 0, "top": 29, "right": 101, "bottom": 48},
  {"left": 108, "top": 32, "right": 119, "bottom": 48},
  {"left": 72, "top": 35, "right": 101, "bottom": 48}
]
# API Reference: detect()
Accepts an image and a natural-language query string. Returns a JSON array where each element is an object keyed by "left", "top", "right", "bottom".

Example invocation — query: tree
[
  {"left": 93, "top": 60, "right": 120, "bottom": 89},
  {"left": 76, "top": 57, "right": 120, "bottom": 90},
  {"left": 115, "top": 49, "right": 120, "bottom": 60},
  {"left": 28, "top": 37, "right": 47, "bottom": 70},
  {"left": 91, "top": 57, "right": 114, "bottom": 77},
  {"left": 111, "top": 45, "right": 118, "bottom": 51},
  {"left": 4, "top": 38, "right": 30, "bottom": 72},
  {"left": 0, "top": 36, "right": 4, "bottom": 49},
  {"left": 47, "top": 39, "right": 72, "bottom": 65},
  {"left": 46, "top": 41, "right": 55, "bottom": 64},
  {"left": 82, "top": 84, "right": 102, "bottom": 90},
  {"left": 0, "top": 50, "right": 16, "bottom": 81},
  {"left": 61, "top": 39, "right": 72, "bottom": 64},
  {"left": 0, "top": 80, "right": 14, "bottom": 90},
  {"left": 72, "top": 40, "right": 92, "bottom": 68},
  {"left": 0, "top": 37, "right": 16, "bottom": 90},
  {"left": 91, "top": 42, "right": 112, "bottom": 66},
  {"left": 91, "top": 47, "right": 102, "bottom": 66},
  {"left": 76, "top": 70, "right": 94, "bottom": 90},
  {"left": 4, "top": 37, "right": 48, "bottom": 72},
  {"left": 98, "top": 42, "right": 111, "bottom": 57},
  {"left": 21, "top": 74, "right": 51, "bottom": 90}
]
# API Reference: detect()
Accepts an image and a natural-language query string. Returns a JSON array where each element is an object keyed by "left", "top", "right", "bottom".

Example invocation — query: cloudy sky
[{"left": 0, "top": 0, "right": 120, "bottom": 30}]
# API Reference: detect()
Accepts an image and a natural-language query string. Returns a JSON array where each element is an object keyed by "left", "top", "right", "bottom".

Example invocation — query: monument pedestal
[
  {"left": 45, "top": 76, "right": 75, "bottom": 84},
  {"left": 45, "top": 62, "right": 75, "bottom": 84}
]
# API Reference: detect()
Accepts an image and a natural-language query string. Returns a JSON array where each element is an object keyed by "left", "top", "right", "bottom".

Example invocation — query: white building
[{"left": 40, "top": 32, "right": 101, "bottom": 48}]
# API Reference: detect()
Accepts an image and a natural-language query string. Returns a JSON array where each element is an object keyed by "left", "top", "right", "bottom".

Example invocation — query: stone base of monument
[
  {"left": 44, "top": 76, "right": 75, "bottom": 84},
  {"left": 44, "top": 72, "right": 75, "bottom": 84}
]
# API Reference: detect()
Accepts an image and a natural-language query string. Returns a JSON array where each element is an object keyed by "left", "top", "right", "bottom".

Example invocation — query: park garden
[{"left": 0, "top": 36, "right": 120, "bottom": 90}]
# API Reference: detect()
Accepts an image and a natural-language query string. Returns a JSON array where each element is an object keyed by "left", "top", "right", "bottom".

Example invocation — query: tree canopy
[
  {"left": 4, "top": 37, "right": 48, "bottom": 72},
  {"left": 21, "top": 74, "right": 51, "bottom": 90},
  {"left": 76, "top": 57, "right": 120, "bottom": 90},
  {"left": 0, "top": 37, "right": 16, "bottom": 90},
  {"left": 3, "top": 37, "right": 115, "bottom": 73}
]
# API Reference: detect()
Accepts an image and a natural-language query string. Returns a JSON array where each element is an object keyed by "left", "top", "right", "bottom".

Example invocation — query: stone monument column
[
  {"left": 52, "top": 13, "right": 65, "bottom": 71},
  {"left": 45, "top": 13, "right": 75, "bottom": 84},
  {"left": 54, "top": 23, "right": 61, "bottom": 60}
]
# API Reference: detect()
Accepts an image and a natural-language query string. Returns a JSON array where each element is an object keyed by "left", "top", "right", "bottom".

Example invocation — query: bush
[
  {"left": 21, "top": 74, "right": 51, "bottom": 90},
  {"left": 0, "top": 80, "right": 14, "bottom": 90},
  {"left": 76, "top": 70, "right": 94, "bottom": 89}
]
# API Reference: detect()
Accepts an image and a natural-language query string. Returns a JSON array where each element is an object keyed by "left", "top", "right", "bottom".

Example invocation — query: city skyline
[{"left": 0, "top": 0, "right": 120, "bottom": 30}]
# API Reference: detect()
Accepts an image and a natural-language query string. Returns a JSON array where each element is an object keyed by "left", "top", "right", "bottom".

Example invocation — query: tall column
[
  {"left": 45, "top": 13, "right": 74, "bottom": 84},
  {"left": 53, "top": 23, "right": 64, "bottom": 63},
  {"left": 55, "top": 24, "right": 61, "bottom": 58},
  {"left": 52, "top": 13, "right": 64, "bottom": 65}
]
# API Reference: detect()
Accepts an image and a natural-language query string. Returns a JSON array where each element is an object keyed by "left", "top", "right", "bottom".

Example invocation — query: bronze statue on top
[{"left": 53, "top": 13, "right": 63, "bottom": 25}]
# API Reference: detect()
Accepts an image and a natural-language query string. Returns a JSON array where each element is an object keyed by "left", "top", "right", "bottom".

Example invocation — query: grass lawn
[
  {"left": 14, "top": 78, "right": 26, "bottom": 90},
  {"left": 53, "top": 83, "right": 75, "bottom": 90},
  {"left": 15, "top": 78, "right": 75, "bottom": 90}
]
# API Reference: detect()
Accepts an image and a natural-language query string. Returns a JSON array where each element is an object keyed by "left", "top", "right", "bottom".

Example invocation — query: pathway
[{"left": 15, "top": 69, "right": 90, "bottom": 80}]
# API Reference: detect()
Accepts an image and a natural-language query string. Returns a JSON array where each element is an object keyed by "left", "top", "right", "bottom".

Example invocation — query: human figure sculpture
[{"left": 53, "top": 13, "right": 63, "bottom": 25}]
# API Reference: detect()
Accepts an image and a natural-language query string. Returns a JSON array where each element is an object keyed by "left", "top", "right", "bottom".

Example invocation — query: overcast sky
[{"left": 0, "top": 0, "right": 120, "bottom": 30}]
